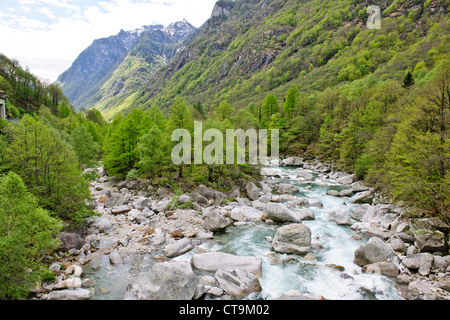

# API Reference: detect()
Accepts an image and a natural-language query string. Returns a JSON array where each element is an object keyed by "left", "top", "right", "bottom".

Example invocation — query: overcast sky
[{"left": 0, "top": 0, "right": 218, "bottom": 82}]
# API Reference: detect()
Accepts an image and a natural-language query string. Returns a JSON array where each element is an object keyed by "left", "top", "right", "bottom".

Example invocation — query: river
[{"left": 84, "top": 165, "right": 403, "bottom": 300}]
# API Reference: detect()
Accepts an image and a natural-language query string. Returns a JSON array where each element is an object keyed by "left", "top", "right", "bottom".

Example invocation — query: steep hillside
[
  {"left": 119, "top": 0, "right": 448, "bottom": 113},
  {"left": 58, "top": 20, "right": 196, "bottom": 113}
]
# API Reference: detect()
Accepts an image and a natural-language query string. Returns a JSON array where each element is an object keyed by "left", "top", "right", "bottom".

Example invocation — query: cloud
[{"left": 1, "top": 0, "right": 217, "bottom": 82}]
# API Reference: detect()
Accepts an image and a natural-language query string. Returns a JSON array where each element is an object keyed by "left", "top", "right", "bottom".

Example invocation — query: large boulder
[
  {"left": 246, "top": 182, "right": 260, "bottom": 201},
  {"left": 195, "top": 185, "right": 226, "bottom": 204},
  {"left": 413, "top": 230, "right": 448, "bottom": 252},
  {"left": 263, "top": 203, "right": 301, "bottom": 223},
  {"left": 191, "top": 252, "right": 262, "bottom": 276},
  {"left": 42, "top": 288, "right": 91, "bottom": 300},
  {"left": 133, "top": 197, "right": 152, "bottom": 210},
  {"left": 272, "top": 224, "right": 312, "bottom": 255},
  {"left": 361, "top": 262, "right": 399, "bottom": 278},
  {"left": 401, "top": 253, "right": 434, "bottom": 271},
  {"left": 163, "top": 238, "right": 194, "bottom": 258},
  {"left": 202, "top": 208, "right": 229, "bottom": 232},
  {"left": 104, "top": 193, "right": 130, "bottom": 208},
  {"left": 215, "top": 269, "right": 262, "bottom": 297},
  {"left": 353, "top": 237, "right": 395, "bottom": 267},
  {"left": 230, "top": 206, "right": 264, "bottom": 222},
  {"left": 124, "top": 261, "right": 199, "bottom": 300},
  {"left": 276, "top": 183, "right": 299, "bottom": 194},
  {"left": 282, "top": 157, "right": 304, "bottom": 167},
  {"left": 59, "top": 232, "right": 84, "bottom": 252},
  {"left": 90, "top": 217, "right": 113, "bottom": 233},
  {"left": 352, "top": 191, "right": 374, "bottom": 204}
]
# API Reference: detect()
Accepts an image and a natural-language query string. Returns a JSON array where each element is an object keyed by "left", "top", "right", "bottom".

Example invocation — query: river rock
[
  {"left": 336, "top": 174, "right": 356, "bottom": 185},
  {"left": 390, "top": 237, "right": 407, "bottom": 253},
  {"left": 351, "top": 181, "right": 371, "bottom": 193},
  {"left": 191, "top": 252, "right": 262, "bottom": 276},
  {"left": 352, "top": 191, "right": 373, "bottom": 204},
  {"left": 111, "top": 205, "right": 131, "bottom": 215},
  {"left": 413, "top": 230, "right": 448, "bottom": 253},
  {"left": 151, "top": 199, "right": 170, "bottom": 213},
  {"left": 334, "top": 212, "right": 352, "bottom": 226},
  {"left": 353, "top": 237, "right": 395, "bottom": 267},
  {"left": 293, "top": 209, "right": 315, "bottom": 221},
  {"left": 327, "top": 190, "right": 341, "bottom": 197},
  {"left": 272, "top": 224, "right": 312, "bottom": 255},
  {"left": 163, "top": 238, "right": 194, "bottom": 258},
  {"left": 202, "top": 208, "right": 229, "bottom": 232},
  {"left": 43, "top": 288, "right": 92, "bottom": 300},
  {"left": 350, "top": 204, "right": 370, "bottom": 221},
  {"left": 124, "top": 261, "right": 199, "bottom": 300},
  {"left": 282, "top": 157, "right": 304, "bottom": 166},
  {"left": 59, "top": 232, "right": 84, "bottom": 252},
  {"left": 263, "top": 203, "right": 301, "bottom": 223},
  {"left": 362, "top": 262, "right": 399, "bottom": 277},
  {"left": 109, "top": 249, "right": 123, "bottom": 265},
  {"left": 195, "top": 185, "right": 226, "bottom": 204},
  {"left": 276, "top": 183, "right": 299, "bottom": 194},
  {"left": 215, "top": 269, "right": 262, "bottom": 297},
  {"left": 308, "top": 198, "right": 323, "bottom": 208},
  {"left": 104, "top": 193, "right": 130, "bottom": 208},
  {"left": 295, "top": 169, "right": 314, "bottom": 181},
  {"left": 230, "top": 206, "right": 263, "bottom": 222},
  {"left": 90, "top": 217, "right": 114, "bottom": 233},
  {"left": 246, "top": 182, "right": 260, "bottom": 201},
  {"left": 133, "top": 197, "right": 152, "bottom": 210},
  {"left": 401, "top": 253, "right": 434, "bottom": 271}
]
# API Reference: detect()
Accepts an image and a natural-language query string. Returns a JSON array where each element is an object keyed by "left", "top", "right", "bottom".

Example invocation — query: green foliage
[
  {"left": 70, "top": 124, "right": 100, "bottom": 168},
  {"left": 5, "top": 115, "right": 92, "bottom": 224},
  {"left": 0, "top": 172, "right": 61, "bottom": 299},
  {"left": 261, "top": 94, "right": 279, "bottom": 128}
]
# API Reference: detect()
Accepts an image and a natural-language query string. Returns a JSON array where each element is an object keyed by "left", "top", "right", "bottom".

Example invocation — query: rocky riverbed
[{"left": 36, "top": 157, "right": 450, "bottom": 300}]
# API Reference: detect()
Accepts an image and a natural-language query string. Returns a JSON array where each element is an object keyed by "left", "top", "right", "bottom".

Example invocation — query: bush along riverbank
[{"left": 34, "top": 157, "right": 450, "bottom": 300}]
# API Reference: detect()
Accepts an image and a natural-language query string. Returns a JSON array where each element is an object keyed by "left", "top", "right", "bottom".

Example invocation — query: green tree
[
  {"left": 402, "top": 71, "right": 415, "bottom": 88},
  {"left": 57, "top": 100, "right": 72, "bottom": 118},
  {"left": 70, "top": 124, "right": 100, "bottom": 168},
  {"left": 0, "top": 172, "right": 61, "bottom": 299},
  {"left": 137, "top": 125, "right": 165, "bottom": 177},
  {"left": 283, "top": 84, "right": 300, "bottom": 117},
  {"left": 261, "top": 94, "right": 279, "bottom": 128}
]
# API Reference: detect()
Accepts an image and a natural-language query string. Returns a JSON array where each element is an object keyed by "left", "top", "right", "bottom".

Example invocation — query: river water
[{"left": 86, "top": 165, "right": 403, "bottom": 300}]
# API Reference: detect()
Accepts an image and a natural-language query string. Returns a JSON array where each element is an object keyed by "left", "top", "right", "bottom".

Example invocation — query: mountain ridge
[{"left": 57, "top": 19, "right": 196, "bottom": 112}]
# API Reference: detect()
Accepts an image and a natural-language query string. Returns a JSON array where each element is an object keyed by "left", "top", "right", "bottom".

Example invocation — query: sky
[{"left": 0, "top": 0, "right": 218, "bottom": 83}]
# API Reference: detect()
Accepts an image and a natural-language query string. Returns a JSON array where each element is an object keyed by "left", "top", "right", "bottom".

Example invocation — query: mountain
[
  {"left": 117, "top": 0, "right": 447, "bottom": 114},
  {"left": 57, "top": 19, "right": 196, "bottom": 114}
]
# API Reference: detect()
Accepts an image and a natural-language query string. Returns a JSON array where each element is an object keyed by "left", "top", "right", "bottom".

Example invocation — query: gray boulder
[
  {"left": 203, "top": 208, "right": 229, "bottom": 232},
  {"left": 350, "top": 204, "right": 370, "bottom": 221},
  {"left": 133, "top": 197, "right": 152, "bottom": 210},
  {"left": 352, "top": 191, "right": 373, "bottom": 204},
  {"left": 276, "top": 183, "right": 299, "bottom": 194},
  {"left": 230, "top": 206, "right": 263, "bottom": 222},
  {"left": 401, "top": 253, "right": 434, "bottom": 270},
  {"left": 335, "top": 212, "right": 352, "bottom": 226},
  {"left": 362, "top": 262, "right": 399, "bottom": 277},
  {"left": 151, "top": 199, "right": 170, "bottom": 213},
  {"left": 104, "top": 193, "right": 130, "bottom": 208},
  {"left": 191, "top": 252, "right": 262, "bottom": 276},
  {"left": 351, "top": 181, "right": 371, "bottom": 193},
  {"left": 124, "top": 261, "right": 199, "bottom": 300},
  {"left": 353, "top": 237, "right": 394, "bottom": 267},
  {"left": 263, "top": 203, "right": 301, "bottom": 223},
  {"left": 109, "top": 249, "right": 123, "bottom": 265},
  {"left": 195, "top": 185, "right": 226, "bottom": 204},
  {"left": 163, "top": 238, "right": 194, "bottom": 258},
  {"left": 111, "top": 205, "right": 131, "bottom": 215},
  {"left": 272, "top": 224, "right": 312, "bottom": 255},
  {"left": 90, "top": 217, "right": 113, "bottom": 233},
  {"left": 413, "top": 229, "right": 448, "bottom": 252},
  {"left": 246, "top": 182, "right": 260, "bottom": 201},
  {"left": 215, "top": 269, "right": 262, "bottom": 297},
  {"left": 43, "top": 288, "right": 91, "bottom": 300},
  {"left": 59, "top": 232, "right": 84, "bottom": 252}
]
